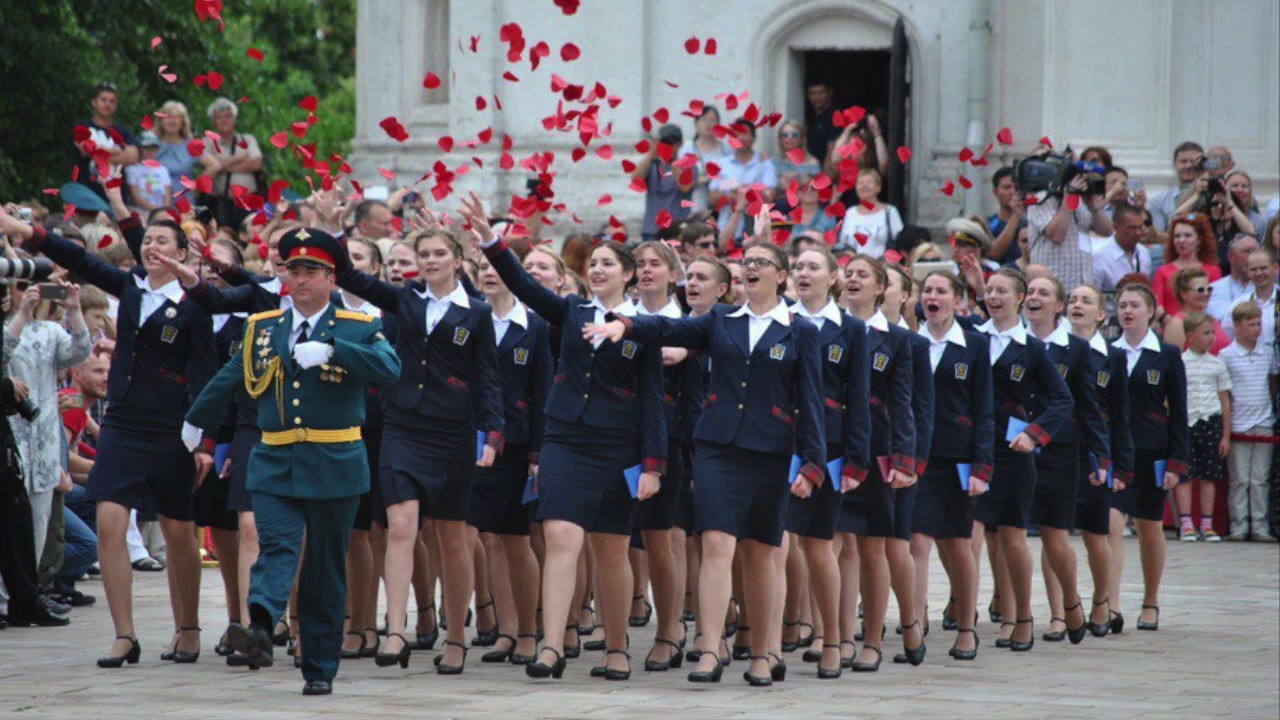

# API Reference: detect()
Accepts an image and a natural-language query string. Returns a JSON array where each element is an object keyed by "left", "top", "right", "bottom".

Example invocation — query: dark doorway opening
[{"left": 803, "top": 50, "right": 891, "bottom": 126}]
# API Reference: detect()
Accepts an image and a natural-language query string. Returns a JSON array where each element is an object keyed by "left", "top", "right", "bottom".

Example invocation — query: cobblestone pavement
[{"left": 1, "top": 535, "right": 1276, "bottom": 719}]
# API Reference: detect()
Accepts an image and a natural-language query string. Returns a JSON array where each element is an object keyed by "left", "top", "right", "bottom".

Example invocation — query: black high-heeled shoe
[
  {"left": 850, "top": 645, "right": 882, "bottom": 672},
  {"left": 768, "top": 652, "right": 787, "bottom": 682},
  {"left": 416, "top": 604, "right": 439, "bottom": 649},
  {"left": 628, "top": 594, "right": 652, "bottom": 627},
  {"left": 215, "top": 624, "right": 238, "bottom": 657},
  {"left": 685, "top": 632, "right": 705, "bottom": 664},
  {"left": 481, "top": 634, "right": 516, "bottom": 663},
  {"left": 362, "top": 627, "right": 380, "bottom": 658},
  {"left": 160, "top": 628, "right": 179, "bottom": 662},
  {"left": 724, "top": 597, "right": 740, "bottom": 638},
  {"left": 995, "top": 621, "right": 1015, "bottom": 648},
  {"left": 839, "top": 639, "right": 857, "bottom": 669},
  {"left": 731, "top": 626, "right": 752, "bottom": 660},
  {"left": 1136, "top": 604, "right": 1160, "bottom": 631},
  {"left": 602, "top": 648, "right": 631, "bottom": 680},
  {"left": 1064, "top": 599, "right": 1088, "bottom": 645},
  {"left": 802, "top": 645, "right": 823, "bottom": 663},
  {"left": 1010, "top": 618, "right": 1035, "bottom": 652},
  {"left": 948, "top": 628, "right": 979, "bottom": 661},
  {"left": 1085, "top": 598, "right": 1112, "bottom": 638},
  {"left": 578, "top": 602, "right": 596, "bottom": 637},
  {"left": 472, "top": 597, "right": 499, "bottom": 646},
  {"left": 97, "top": 636, "right": 141, "bottom": 668},
  {"left": 272, "top": 618, "right": 291, "bottom": 646},
  {"left": 682, "top": 591, "right": 696, "bottom": 623},
  {"left": 340, "top": 630, "right": 367, "bottom": 659},
  {"left": 563, "top": 623, "right": 582, "bottom": 659},
  {"left": 941, "top": 596, "right": 958, "bottom": 631},
  {"left": 855, "top": 624, "right": 886, "bottom": 644},
  {"left": 172, "top": 626, "right": 201, "bottom": 663},
  {"left": 742, "top": 656, "right": 773, "bottom": 687},
  {"left": 511, "top": 633, "right": 538, "bottom": 665},
  {"left": 525, "top": 647, "right": 565, "bottom": 679},
  {"left": 781, "top": 619, "right": 801, "bottom": 652},
  {"left": 1109, "top": 610, "right": 1125, "bottom": 634},
  {"left": 988, "top": 594, "right": 1003, "bottom": 624},
  {"left": 1042, "top": 617, "right": 1067, "bottom": 642},
  {"left": 892, "top": 620, "right": 926, "bottom": 666},
  {"left": 644, "top": 638, "right": 683, "bottom": 671},
  {"left": 816, "top": 644, "right": 842, "bottom": 679},
  {"left": 687, "top": 652, "right": 723, "bottom": 683},
  {"left": 436, "top": 639, "right": 468, "bottom": 674},
  {"left": 375, "top": 632, "right": 411, "bottom": 669}
]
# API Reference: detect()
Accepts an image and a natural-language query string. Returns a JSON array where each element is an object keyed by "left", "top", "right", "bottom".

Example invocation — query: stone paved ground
[{"left": 2, "top": 535, "right": 1277, "bottom": 719}]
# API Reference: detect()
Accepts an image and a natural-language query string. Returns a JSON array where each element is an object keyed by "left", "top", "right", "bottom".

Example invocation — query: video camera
[
  {"left": 1013, "top": 151, "right": 1106, "bottom": 199},
  {"left": 0, "top": 257, "right": 54, "bottom": 282}
]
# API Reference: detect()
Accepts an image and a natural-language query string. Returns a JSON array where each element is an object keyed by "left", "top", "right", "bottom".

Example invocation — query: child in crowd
[
  {"left": 1218, "top": 301, "right": 1279, "bottom": 542},
  {"left": 1177, "top": 312, "right": 1232, "bottom": 541},
  {"left": 123, "top": 131, "right": 171, "bottom": 213}
]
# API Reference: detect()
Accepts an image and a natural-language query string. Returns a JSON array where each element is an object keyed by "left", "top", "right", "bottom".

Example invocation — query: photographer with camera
[
  {"left": 4, "top": 271, "right": 92, "bottom": 568},
  {"left": 1021, "top": 145, "right": 1113, "bottom": 290}
]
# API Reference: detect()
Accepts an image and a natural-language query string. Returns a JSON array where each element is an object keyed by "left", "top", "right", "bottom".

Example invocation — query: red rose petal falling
[
  {"left": 299, "top": 96, "right": 318, "bottom": 112},
  {"left": 423, "top": 72, "right": 441, "bottom": 89},
  {"left": 1066, "top": 193, "right": 1081, "bottom": 211},
  {"left": 377, "top": 167, "right": 395, "bottom": 182},
  {"left": 684, "top": 37, "right": 700, "bottom": 54},
  {"left": 704, "top": 38, "right": 717, "bottom": 55},
  {"left": 996, "top": 127, "right": 1013, "bottom": 145},
  {"left": 560, "top": 43, "right": 580, "bottom": 62},
  {"left": 247, "top": 47, "right": 264, "bottom": 62},
  {"left": 896, "top": 146, "right": 912, "bottom": 164},
  {"left": 940, "top": 181, "right": 956, "bottom": 197}
]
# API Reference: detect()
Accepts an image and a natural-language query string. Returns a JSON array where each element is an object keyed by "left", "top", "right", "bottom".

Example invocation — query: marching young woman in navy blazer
[
  {"left": 468, "top": 252, "right": 552, "bottom": 666},
  {"left": 835, "top": 255, "right": 918, "bottom": 672},
  {"left": 588, "top": 239, "right": 825, "bottom": 687},
  {"left": 464, "top": 194, "right": 666, "bottom": 682},
  {"left": 1110, "top": 283, "right": 1189, "bottom": 632},
  {"left": 908, "top": 270, "right": 993, "bottom": 661},
  {"left": 786, "top": 246, "right": 870, "bottom": 678},
  {"left": 631, "top": 240, "right": 692, "bottom": 671},
  {"left": 2, "top": 210, "right": 217, "bottom": 668},
  {"left": 970, "top": 269, "right": 1073, "bottom": 651},
  {"left": 160, "top": 222, "right": 311, "bottom": 660},
  {"left": 1054, "top": 284, "right": 1136, "bottom": 637},
  {"left": 674, "top": 256, "right": 734, "bottom": 661},
  {"left": 1024, "top": 276, "right": 1110, "bottom": 645},
  {"left": 334, "top": 224, "right": 504, "bottom": 674}
]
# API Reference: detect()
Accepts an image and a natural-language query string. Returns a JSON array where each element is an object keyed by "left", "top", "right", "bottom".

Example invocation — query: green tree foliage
[{"left": 0, "top": 0, "right": 355, "bottom": 204}]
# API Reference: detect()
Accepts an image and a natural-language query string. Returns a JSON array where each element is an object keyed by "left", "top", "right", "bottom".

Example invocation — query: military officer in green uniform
[{"left": 181, "top": 228, "right": 400, "bottom": 695}]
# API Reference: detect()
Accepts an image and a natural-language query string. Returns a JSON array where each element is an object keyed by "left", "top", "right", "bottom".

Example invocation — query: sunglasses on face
[
  {"left": 696, "top": 240, "right": 717, "bottom": 249},
  {"left": 779, "top": 131, "right": 801, "bottom": 139},
  {"left": 742, "top": 257, "right": 779, "bottom": 269},
  {"left": 1191, "top": 286, "right": 1212, "bottom": 295}
]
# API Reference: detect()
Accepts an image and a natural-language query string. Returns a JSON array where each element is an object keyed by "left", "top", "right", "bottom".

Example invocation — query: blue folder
[
  {"left": 827, "top": 457, "right": 845, "bottom": 486},
  {"left": 1154, "top": 459, "right": 1168, "bottom": 487},
  {"left": 788, "top": 455, "right": 803, "bottom": 485},
  {"left": 1088, "top": 452, "right": 1111, "bottom": 489},
  {"left": 1005, "top": 417, "right": 1041, "bottom": 454},
  {"left": 475, "top": 431, "right": 486, "bottom": 461},
  {"left": 956, "top": 463, "right": 972, "bottom": 492},
  {"left": 623, "top": 464, "right": 642, "bottom": 498},
  {"left": 521, "top": 476, "right": 538, "bottom": 505}
]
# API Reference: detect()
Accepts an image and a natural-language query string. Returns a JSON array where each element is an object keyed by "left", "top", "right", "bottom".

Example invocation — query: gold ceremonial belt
[{"left": 260, "top": 427, "right": 362, "bottom": 446}]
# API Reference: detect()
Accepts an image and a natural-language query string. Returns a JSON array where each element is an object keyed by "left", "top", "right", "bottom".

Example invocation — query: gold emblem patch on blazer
[
  {"left": 827, "top": 345, "right": 843, "bottom": 364},
  {"left": 1057, "top": 363, "right": 1069, "bottom": 379},
  {"left": 1097, "top": 370, "right": 1111, "bottom": 388},
  {"left": 514, "top": 347, "right": 529, "bottom": 366},
  {"left": 621, "top": 340, "right": 638, "bottom": 359},
  {"left": 161, "top": 325, "right": 179, "bottom": 344},
  {"left": 954, "top": 362, "right": 968, "bottom": 380},
  {"left": 1010, "top": 364, "right": 1025, "bottom": 382},
  {"left": 453, "top": 327, "right": 470, "bottom": 346},
  {"left": 1147, "top": 369, "right": 1161, "bottom": 385},
  {"left": 872, "top": 352, "right": 889, "bottom": 371},
  {"left": 769, "top": 344, "right": 786, "bottom": 361}
]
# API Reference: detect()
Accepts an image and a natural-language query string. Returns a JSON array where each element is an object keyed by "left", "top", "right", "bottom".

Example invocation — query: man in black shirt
[
  {"left": 805, "top": 79, "right": 840, "bottom": 165},
  {"left": 71, "top": 82, "right": 138, "bottom": 201}
]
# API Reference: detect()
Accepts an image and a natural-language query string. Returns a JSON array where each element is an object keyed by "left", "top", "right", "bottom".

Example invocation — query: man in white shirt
[
  {"left": 1224, "top": 250, "right": 1278, "bottom": 345},
  {"left": 1093, "top": 204, "right": 1153, "bottom": 292},
  {"left": 710, "top": 119, "right": 777, "bottom": 245},
  {"left": 1208, "top": 234, "right": 1260, "bottom": 322}
]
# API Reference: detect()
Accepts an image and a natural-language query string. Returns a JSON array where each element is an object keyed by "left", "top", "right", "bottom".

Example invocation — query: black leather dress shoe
[
  {"left": 8, "top": 603, "right": 70, "bottom": 627},
  {"left": 302, "top": 680, "right": 332, "bottom": 696},
  {"left": 228, "top": 624, "right": 274, "bottom": 668},
  {"left": 38, "top": 594, "right": 71, "bottom": 616}
]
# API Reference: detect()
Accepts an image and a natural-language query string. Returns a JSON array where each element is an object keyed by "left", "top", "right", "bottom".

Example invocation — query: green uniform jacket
[{"left": 186, "top": 304, "right": 402, "bottom": 499}]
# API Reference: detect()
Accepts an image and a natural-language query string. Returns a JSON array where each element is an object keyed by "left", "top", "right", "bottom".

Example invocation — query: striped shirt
[
  {"left": 1027, "top": 196, "right": 1095, "bottom": 290},
  {"left": 1181, "top": 349, "right": 1232, "bottom": 426},
  {"left": 1218, "top": 341, "right": 1277, "bottom": 433}
]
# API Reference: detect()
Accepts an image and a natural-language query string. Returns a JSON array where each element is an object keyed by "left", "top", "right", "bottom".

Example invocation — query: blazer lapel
[
  {"left": 1131, "top": 347, "right": 1160, "bottom": 380},
  {"left": 498, "top": 321, "right": 527, "bottom": 356},
  {"left": 430, "top": 302, "right": 469, "bottom": 341},
  {"left": 725, "top": 313, "right": 751, "bottom": 359},
  {"left": 865, "top": 326, "right": 887, "bottom": 354},
  {"left": 935, "top": 342, "right": 964, "bottom": 377},
  {"left": 752, "top": 320, "right": 792, "bottom": 359}
]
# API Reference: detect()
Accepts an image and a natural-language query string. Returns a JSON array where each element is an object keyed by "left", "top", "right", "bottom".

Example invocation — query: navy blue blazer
[
  {"left": 483, "top": 240, "right": 667, "bottom": 474},
  {"left": 1035, "top": 333, "right": 1109, "bottom": 463},
  {"left": 983, "top": 330, "right": 1074, "bottom": 449},
  {"left": 336, "top": 268, "right": 505, "bottom": 446},
  {"left": 907, "top": 331, "right": 935, "bottom": 474},
  {"left": 797, "top": 311, "right": 870, "bottom": 482},
  {"left": 617, "top": 303, "right": 826, "bottom": 485},
  {"left": 1085, "top": 342, "right": 1136, "bottom": 484},
  {"left": 1123, "top": 339, "right": 1190, "bottom": 478},
  {"left": 679, "top": 350, "right": 709, "bottom": 444},
  {"left": 491, "top": 307, "right": 552, "bottom": 461},
  {"left": 866, "top": 322, "right": 916, "bottom": 475},
  {"left": 923, "top": 327, "right": 995, "bottom": 481},
  {"left": 28, "top": 227, "right": 217, "bottom": 437}
]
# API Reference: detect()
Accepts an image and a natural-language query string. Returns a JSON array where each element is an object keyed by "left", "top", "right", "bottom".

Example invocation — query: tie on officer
[{"left": 181, "top": 228, "right": 401, "bottom": 695}]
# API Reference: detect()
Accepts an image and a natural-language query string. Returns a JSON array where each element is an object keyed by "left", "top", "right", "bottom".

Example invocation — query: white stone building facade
[{"left": 352, "top": 0, "right": 1280, "bottom": 233}]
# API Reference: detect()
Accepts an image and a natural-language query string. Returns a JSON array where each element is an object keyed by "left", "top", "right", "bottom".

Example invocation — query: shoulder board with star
[
  {"left": 335, "top": 309, "right": 375, "bottom": 323},
  {"left": 248, "top": 309, "right": 286, "bottom": 323}
]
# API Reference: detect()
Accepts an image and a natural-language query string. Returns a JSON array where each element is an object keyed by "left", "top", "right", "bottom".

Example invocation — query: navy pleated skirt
[{"left": 693, "top": 441, "right": 790, "bottom": 547}]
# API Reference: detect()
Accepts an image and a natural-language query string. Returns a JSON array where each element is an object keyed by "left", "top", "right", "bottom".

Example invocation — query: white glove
[
  {"left": 181, "top": 421, "right": 203, "bottom": 453},
  {"left": 293, "top": 341, "right": 334, "bottom": 370}
]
